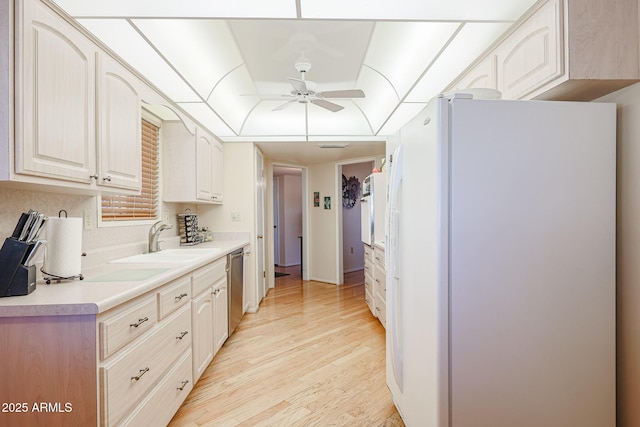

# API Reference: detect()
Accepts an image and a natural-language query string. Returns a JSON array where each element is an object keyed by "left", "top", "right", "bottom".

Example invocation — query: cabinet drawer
[
  {"left": 373, "top": 247, "right": 385, "bottom": 267},
  {"left": 364, "top": 244, "right": 373, "bottom": 262},
  {"left": 374, "top": 265, "right": 386, "bottom": 299},
  {"left": 158, "top": 274, "right": 192, "bottom": 320},
  {"left": 192, "top": 257, "right": 226, "bottom": 296},
  {"left": 120, "top": 349, "right": 193, "bottom": 427},
  {"left": 364, "top": 259, "right": 374, "bottom": 278},
  {"left": 376, "top": 297, "right": 387, "bottom": 328},
  {"left": 100, "top": 305, "right": 191, "bottom": 426},
  {"left": 99, "top": 296, "right": 157, "bottom": 360},
  {"left": 365, "top": 289, "right": 376, "bottom": 317}
]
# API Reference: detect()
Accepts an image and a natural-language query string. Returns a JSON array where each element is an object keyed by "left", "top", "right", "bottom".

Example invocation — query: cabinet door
[
  {"left": 16, "top": 0, "right": 96, "bottom": 183},
  {"left": 191, "top": 290, "right": 214, "bottom": 382},
  {"left": 195, "top": 129, "right": 213, "bottom": 201},
  {"left": 211, "top": 139, "right": 224, "bottom": 203},
  {"left": 452, "top": 55, "right": 498, "bottom": 92},
  {"left": 213, "top": 278, "right": 228, "bottom": 355},
  {"left": 96, "top": 53, "right": 142, "bottom": 191},
  {"left": 496, "top": 0, "right": 563, "bottom": 99}
]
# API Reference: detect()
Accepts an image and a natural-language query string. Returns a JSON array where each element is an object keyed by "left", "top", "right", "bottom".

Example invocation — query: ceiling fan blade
[
  {"left": 319, "top": 89, "right": 365, "bottom": 99},
  {"left": 311, "top": 99, "right": 344, "bottom": 112},
  {"left": 272, "top": 99, "right": 297, "bottom": 111},
  {"left": 288, "top": 77, "right": 308, "bottom": 94}
]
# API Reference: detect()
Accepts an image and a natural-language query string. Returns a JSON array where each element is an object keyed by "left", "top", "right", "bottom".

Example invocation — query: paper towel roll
[{"left": 43, "top": 217, "right": 83, "bottom": 278}]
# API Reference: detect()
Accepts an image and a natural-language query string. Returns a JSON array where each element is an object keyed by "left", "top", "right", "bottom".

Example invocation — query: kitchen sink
[{"left": 110, "top": 248, "right": 221, "bottom": 264}]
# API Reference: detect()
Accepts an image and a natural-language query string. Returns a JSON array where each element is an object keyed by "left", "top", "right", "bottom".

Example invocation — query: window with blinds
[{"left": 101, "top": 119, "right": 159, "bottom": 221}]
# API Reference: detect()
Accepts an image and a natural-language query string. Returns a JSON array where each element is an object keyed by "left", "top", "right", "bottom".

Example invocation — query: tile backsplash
[{"left": 0, "top": 187, "right": 185, "bottom": 269}]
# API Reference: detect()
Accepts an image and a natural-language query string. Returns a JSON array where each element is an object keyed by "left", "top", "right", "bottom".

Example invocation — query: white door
[{"left": 255, "top": 149, "right": 265, "bottom": 301}]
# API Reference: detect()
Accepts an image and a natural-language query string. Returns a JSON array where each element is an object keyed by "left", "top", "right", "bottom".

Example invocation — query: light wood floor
[{"left": 168, "top": 266, "right": 404, "bottom": 426}]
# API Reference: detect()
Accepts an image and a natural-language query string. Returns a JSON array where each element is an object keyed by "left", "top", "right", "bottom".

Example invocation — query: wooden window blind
[{"left": 101, "top": 119, "right": 159, "bottom": 221}]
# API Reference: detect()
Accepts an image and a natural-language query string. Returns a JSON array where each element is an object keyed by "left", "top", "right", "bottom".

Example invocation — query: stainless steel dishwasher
[{"left": 227, "top": 248, "right": 244, "bottom": 336}]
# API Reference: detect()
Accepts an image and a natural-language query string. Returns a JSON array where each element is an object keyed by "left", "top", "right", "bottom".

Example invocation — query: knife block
[{"left": 0, "top": 238, "right": 37, "bottom": 297}]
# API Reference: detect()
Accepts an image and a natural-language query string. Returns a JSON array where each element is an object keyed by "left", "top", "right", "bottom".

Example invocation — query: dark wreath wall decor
[{"left": 342, "top": 174, "right": 361, "bottom": 208}]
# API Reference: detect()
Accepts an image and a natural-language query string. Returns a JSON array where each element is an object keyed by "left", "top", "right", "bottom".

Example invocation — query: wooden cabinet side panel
[
  {"left": 567, "top": 0, "right": 639, "bottom": 79},
  {"left": 0, "top": 315, "right": 97, "bottom": 427}
]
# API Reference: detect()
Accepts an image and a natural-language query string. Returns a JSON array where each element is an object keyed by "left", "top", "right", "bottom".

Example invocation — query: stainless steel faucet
[{"left": 148, "top": 220, "right": 172, "bottom": 253}]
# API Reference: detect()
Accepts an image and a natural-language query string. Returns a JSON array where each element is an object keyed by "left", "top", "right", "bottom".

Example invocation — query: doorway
[{"left": 273, "top": 166, "right": 303, "bottom": 278}]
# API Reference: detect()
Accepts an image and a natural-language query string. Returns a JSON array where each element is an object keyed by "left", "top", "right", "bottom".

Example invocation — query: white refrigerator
[{"left": 386, "top": 94, "right": 616, "bottom": 427}]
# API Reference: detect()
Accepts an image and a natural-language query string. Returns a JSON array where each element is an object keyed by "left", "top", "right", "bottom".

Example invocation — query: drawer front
[
  {"left": 377, "top": 296, "right": 387, "bottom": 328},
  {"left": 192, "top": 257, "right": 226, "bottom": 296},
  {"left": 363, "top": 244, "right": 373, "bottom": 262},
  {"left": 365, "top": 289, "right": 376, "bottom": 317},
  {"left": 120, "top": 349, "right": 193, "bottom": 427},
  {"left": 373, "top": 247, "right": 385, "bottom": 268},
  {"left": 364, "top": 272, "right": 373, "bottom": 295},
  {"left": 100, "top": 296, "right": 157, "bottom": 360},
  {"left": 374, "top": 264, "right": 386, "bottom": 299},
  {"left": 100, "top": 305, "right": 192, "bottom": 426},
  {"left": 364, "top": 258, "right": 374, "bottom": 278},
  {"left": 158, "top": 275, "right": 192, "bottom": 319}
]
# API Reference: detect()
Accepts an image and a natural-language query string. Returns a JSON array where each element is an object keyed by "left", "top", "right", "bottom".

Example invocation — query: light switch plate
[
  {"left": 83, "top": 210, "right": 94, "bottom": 230},
  {"left": 231, "top": 212, "right": 241, "bottom": 222}
]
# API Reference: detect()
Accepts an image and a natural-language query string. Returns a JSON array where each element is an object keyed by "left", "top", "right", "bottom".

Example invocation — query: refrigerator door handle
[{"left": 387, "top": 145, "right": 404, "bottom": 392}]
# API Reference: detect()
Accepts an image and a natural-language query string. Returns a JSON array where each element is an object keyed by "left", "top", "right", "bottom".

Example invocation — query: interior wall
[
  {"left": 280, "top": 174, "right": 302, "bottom": 266},
  {"left": 598, "top": 82, "right": 640, "bottom": 427},
  {"left": 341, "top": 162, "right": 374, "bottom": 272},
  {"left": 308, "top": 161, "right": 338, "bottom": 283},
  {"left": 198, "top": 142, "right": 257, "bottom": 310}
]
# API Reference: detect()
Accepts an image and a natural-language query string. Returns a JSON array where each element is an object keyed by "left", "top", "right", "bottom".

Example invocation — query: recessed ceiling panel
[
  {"left": 300, "top": 0, "right": 538, "bottom": 21},
  {"left": 229, "top": 20, "right": 373, "bottom": 85},
  {"left": 78, "top": 19, "right": 200, "bottom": 102},
  {"left": 176, "top": 102, "right": 235, "bottom": 137},
  {"left": 406, "top": 22, "right": 512, "bottom": 103},
  {"left": 364, "top": 22, "right": 461, "bottom": 99},
  {"left": 53, "top": 0, "right": 297, "bottom": 18},
  {"left": 241, "top": 101, "right": 307, "bottom": 136},
  {"left": 133, "top": 19, "right": 245, "bottom": 99},
  {"left": 307, "top": 102, "right": 372, "bottom": 136}
]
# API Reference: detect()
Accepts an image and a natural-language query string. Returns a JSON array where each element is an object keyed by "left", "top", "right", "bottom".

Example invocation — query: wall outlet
[
  {"left": 231, "top": 211, "right": 241, "bottom": 222},
  {"left": 83, "top": 210, "right": 94, "bottom": 230},
  {"left": 350, "top": 246, "right": 354, "bottom": 254}
]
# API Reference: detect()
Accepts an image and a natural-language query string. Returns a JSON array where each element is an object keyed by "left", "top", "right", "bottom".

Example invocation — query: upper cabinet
[
  {"left": 448, "top": 0, "right": 640, "bottom": 101},
  {"left": 3, "top": 0, "right": 143, "bottom": 194},
  {"left": 164, "top": 122, "right": 224, "bottom": 205},
  {"left": 15, "top": 0, "right": 97, "bottom": 184},
  {"left": 96, "top": 53, "right": 142, "bottom": 192}
]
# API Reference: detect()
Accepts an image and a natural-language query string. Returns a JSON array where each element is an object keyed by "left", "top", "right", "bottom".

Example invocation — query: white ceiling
[{"left": 51, "top": 0, "right": 538, "bottom": 163}]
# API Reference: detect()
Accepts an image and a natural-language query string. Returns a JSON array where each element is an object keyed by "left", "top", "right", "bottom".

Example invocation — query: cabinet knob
[
  {"left": 177, "top": 380, "right": 190, "bottom": 391},
  {"left": 89, "top": 174, "right": 98, "bottom": 180},
  {"left": 176, "top": 331, "right": 189, "bottom": 340},
  {"left": 174, "top": 293, "right": 188, "bottom": 301},
  {"left": 102, "top": 176, "right": 112, "bottom": 182}
]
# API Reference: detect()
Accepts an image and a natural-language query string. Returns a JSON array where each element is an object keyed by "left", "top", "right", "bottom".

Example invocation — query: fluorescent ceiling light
[
  {"left": 378, "top": 102, "right": 427, "bottom": 135},
  {"left": 241, "top": 101, "right": 307, "bottom": 136},
  {"left": 306, "top": 102, "right": 372, "bottom": 136},
  {"left": 300, "top": 0, "right": 537, "bottom": 21},
  {"left": 207, "top": 66, "right": 260, "bottom": 132},
  {"left": 364, "top": 22, "right": 461, "bottom": 99},
  {"left": 176, "top": 102, "right": 235, "bottom": 137},
  {"left": 53, "top": 0, "right": 296, "bottom": 18},
  {"left": 406, "top": 22, "right": 512, "bottom": 103},
  {"left": 354, "top": 67, "right": 400, "bottom": 132},
  {"left": 78, "top": 19, "right": 200, "bottom": 103},
  {"left": 132, "top": 19, "right": 245, "bottom": 100}
]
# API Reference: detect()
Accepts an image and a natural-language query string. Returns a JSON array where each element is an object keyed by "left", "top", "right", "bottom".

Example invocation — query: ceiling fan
[{"left": 271, "top": 58, "right": 365, "bottom": 112}]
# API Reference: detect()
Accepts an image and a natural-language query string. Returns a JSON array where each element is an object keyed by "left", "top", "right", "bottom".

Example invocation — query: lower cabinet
[
  {"left": 192, "top": 289, "right": 215, "bottom": 383},
  {"left": 364, "top": 243, "right": 386, "bottom": 328},
  {"left": 191, "top": 257, "right": 228, "bottom": 383}
]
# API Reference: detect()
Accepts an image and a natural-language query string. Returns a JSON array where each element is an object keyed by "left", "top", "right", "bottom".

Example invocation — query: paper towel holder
[{"left": 40, "top": 209, "right": 85, "bottom": 284}]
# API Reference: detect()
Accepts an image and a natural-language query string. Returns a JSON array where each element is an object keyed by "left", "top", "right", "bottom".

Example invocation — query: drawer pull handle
[
  {"left": 177, "top": 380, "right": 190, "bottom": 391},
  {"left": 175, "top": 293, "right": 188, "bottom": 301},
  {"left": 131, "top": 367, "right": 149, "bottom": 381},
  {"left": 176, "top": 331, "right": 189, "bottom": 340},
  {"left": 130, "top": 317, "right": 149, "bottom": 328}
]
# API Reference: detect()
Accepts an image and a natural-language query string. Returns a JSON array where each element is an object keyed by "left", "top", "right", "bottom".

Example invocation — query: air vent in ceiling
[{"left": 318, "top": 143, "right": 349, "bottom": 149}]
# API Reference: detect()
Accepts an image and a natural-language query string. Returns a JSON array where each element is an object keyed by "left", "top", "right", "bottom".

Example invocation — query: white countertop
[{"left": 0, "top": 240, "right": 249, "bottom": 318}]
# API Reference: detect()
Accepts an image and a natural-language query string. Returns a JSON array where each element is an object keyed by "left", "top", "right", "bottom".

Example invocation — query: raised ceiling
[{"left": 51, "top": 0, "right": 538, "bottom": 149}]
